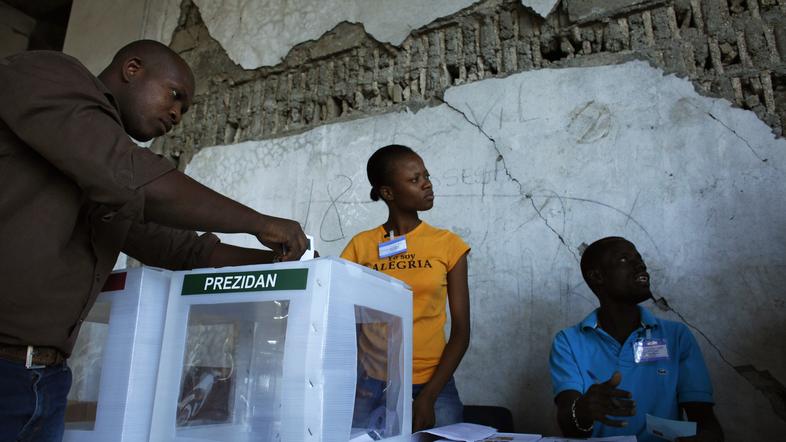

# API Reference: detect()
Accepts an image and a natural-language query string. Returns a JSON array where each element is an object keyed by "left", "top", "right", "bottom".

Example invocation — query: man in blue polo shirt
[{"left": 549, "top": 236, "right": 723, "bottom": 441}]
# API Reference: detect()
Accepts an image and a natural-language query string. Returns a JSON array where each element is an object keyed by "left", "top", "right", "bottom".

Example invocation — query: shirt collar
[
  {"left": 579, "top": 309, "right": 600, "bottom": 330},
  {"left": 639, "top": 305, "right": 659, "bottom": 328},
  {"left": 580, "top": 305, "right": 659, "bottom": 331}
]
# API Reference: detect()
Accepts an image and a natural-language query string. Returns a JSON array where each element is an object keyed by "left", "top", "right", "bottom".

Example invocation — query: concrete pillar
[{"left": 62, "top": 0, "right": 181, "bottom": 74}]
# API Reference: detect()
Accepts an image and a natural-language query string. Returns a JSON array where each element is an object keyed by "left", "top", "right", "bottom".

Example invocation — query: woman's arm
[{"left": 412, "top": 252, "right": 471, "bottom": 431}]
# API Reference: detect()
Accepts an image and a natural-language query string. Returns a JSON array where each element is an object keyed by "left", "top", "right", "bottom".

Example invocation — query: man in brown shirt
[{"left": 0, "top": 40, "right": 308, "bottom": 441}]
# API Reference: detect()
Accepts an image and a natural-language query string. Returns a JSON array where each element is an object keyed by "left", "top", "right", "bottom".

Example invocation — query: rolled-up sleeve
[
  {"left": 676, "top": 325, "right": 715, "bottom": 404},
  {"left": 123, "top": 222, "right": 220, "bottom": 270},
  {"left": 550, "top": 330, "right": 585, "bottom": 397},
  {"left": 0, "top": 52, "right": 173, "bottom": 207}
]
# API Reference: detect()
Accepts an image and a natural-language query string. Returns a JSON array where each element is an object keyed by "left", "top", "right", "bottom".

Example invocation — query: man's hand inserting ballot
[{"left": 255, "top": 214, "right": 307, "bottom": 261}]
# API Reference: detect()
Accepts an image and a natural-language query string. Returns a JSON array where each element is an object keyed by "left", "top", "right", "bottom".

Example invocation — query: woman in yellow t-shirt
[{"left": 341, "top": 144, "right": 470, "bottom": 431}]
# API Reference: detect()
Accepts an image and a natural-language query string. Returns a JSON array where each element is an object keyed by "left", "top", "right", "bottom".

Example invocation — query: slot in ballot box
[
  {"left": 149, "top": 257, "right": 413, "bottom": 442},
  {"left": 63, "top": 266, "right": 172, "bottom": 442}
]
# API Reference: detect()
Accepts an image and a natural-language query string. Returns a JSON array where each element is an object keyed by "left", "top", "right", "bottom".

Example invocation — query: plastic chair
[{"left": 462, "top": 405, "right": 514, "bottom": 432}]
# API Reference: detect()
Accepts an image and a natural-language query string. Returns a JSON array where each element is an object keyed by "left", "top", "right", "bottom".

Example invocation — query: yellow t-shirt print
[{"left": 341, "top": 221, "right": 470, "bottom": 384}]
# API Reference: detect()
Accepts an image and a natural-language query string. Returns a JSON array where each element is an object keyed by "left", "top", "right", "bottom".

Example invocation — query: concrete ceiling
[{"left": 4, "top": 0, "right": 71, "bottom": 19}]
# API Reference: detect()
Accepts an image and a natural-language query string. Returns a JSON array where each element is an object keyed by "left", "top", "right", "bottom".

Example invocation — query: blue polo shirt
[{"left": 549, "top": 306, "right": 714, "bottom": 441}]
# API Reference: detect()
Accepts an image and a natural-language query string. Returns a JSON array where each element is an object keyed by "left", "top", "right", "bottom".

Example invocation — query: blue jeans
[
  {"left": 353, "top": 373, "right": 463, "bottom": 434},
  {"left": 0, "top": 356, "right": 72, "bottom": 442}
]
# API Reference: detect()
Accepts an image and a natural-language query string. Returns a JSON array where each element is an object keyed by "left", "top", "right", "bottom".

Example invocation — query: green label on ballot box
[{"left": 181, "top": 269, "right": 308, "bottom": 295}]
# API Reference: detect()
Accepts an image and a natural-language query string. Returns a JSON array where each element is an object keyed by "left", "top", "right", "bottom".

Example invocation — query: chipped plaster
[
  {"left": 192, "top": 0, "right": 477, "bottom": 69},
  {"left": 521, "top": 0, "right": 560, "bottom": 17},
  {"left": 192, "top": 0, "right": 560, "bottom": 69}
]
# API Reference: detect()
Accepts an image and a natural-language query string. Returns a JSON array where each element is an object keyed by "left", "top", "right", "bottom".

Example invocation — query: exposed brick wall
[{"left": 157, "top": 0, "right": 786, "bottom": 167}]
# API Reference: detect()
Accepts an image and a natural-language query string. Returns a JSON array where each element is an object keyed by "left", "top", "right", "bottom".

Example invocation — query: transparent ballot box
[
  {"left": 150, "top": 257, "right": 413, "bottom": 442},
  {"left": 63, "top": 267, "right": 172, "bottom": 442}
]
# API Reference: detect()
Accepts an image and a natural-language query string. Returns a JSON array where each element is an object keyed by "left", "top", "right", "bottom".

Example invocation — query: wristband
[{"left": 571, "top": 396, "right": 594, "bottom": 433}]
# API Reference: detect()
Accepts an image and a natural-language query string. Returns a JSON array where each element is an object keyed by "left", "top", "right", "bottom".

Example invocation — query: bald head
[
  {"left": 106, "top": 40, "right": 191, "bottom": 77},
  {"left": 98, "top": 40, "right": 194, "bottom": 141}
]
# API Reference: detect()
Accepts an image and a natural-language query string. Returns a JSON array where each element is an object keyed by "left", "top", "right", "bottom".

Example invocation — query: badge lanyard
[
  {"left": 633, "top": 327, "right": 670, "bottom": 363},
  {"left": 378, "top": 230, "right": 407, "bottom": 259}
]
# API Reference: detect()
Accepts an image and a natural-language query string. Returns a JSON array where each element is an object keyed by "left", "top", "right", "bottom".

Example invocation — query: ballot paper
[
  {"left": 411, "top": 423, "right": 640, "bottom": 442},
  {"left": 413, "top": 423, "right": 497, "bottom": 442},
  {"left": 646, "top": 413, "right": 697, "bottom": 441},
  {"left": 299, "top": 234, "right": 315, "bottom": 260}
]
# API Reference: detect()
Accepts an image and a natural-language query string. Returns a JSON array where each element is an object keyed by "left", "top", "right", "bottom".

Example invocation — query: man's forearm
[
  {"left": 143, "top": 169, "right": 308, "bottom": 261},
  {"left": 556, "top": 392, "right": 590, "bottom": 438},
  {"left": 143, "top": 170, "right": 263, "bottom": 234},
  {"left": 208, "top": 243, "right": 277, "bottom": 268},
  {"left": 682, "top": 402, "right": 724, "bottom": 441}
]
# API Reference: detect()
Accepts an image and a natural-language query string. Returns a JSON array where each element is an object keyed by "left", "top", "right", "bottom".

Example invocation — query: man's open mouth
[{"left": 635, "top": 273, "right": 650, "bottom": 284}]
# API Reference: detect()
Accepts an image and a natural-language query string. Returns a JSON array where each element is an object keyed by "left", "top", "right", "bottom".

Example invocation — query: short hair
[
  {"left": 366, "top": 144, "right": 415, "bottom": 201},
  {"left": 579, "top": 236, "right": 628, "bottom": 284}
]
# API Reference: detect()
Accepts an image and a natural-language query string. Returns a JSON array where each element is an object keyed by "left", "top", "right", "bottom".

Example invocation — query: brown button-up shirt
[{"left": 0, "top": 51, "right": 219, "bottom": 356}]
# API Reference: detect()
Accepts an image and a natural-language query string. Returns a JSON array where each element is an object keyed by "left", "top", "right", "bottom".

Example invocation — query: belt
[{"left": 0, "top": 344, "right": 67, "bottom": 369}]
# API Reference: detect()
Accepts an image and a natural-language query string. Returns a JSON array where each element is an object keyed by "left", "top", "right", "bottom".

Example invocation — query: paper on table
[
  {"left": 539, "top": 436, "right": 636, "bottom": 441},
  {"left": 413, "top": 423, "right": 497, "bottom": 442},
  {"left": 349, "top": 432, "right": 377, "bottom": 442},
  {"left": 479, "top": 432, "right": 542, "bottom": 441},
  {"left": 646, "top": 413, "right": 696, "bottom": 441},
  {"left": 433, "top": 433, "right": 541, "bottom": 442}
]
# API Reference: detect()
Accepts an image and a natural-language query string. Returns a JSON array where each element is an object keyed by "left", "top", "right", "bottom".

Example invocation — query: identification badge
[
  {"left": 633, "top": 338, "right": 669, "bottom": 363},
  {"left": 378, "top": 236, "right": 407, "bottom": 258}
]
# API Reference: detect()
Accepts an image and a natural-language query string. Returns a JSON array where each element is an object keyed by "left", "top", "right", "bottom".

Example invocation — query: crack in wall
[
  {"left": 706, "top": 111, "right": 769, "bottom": 164},
  {"left": 652, "top": 295, "right": 738, "bottom": 370},
  {"left": 437, "top": 96, "right": 581, "bottom": 264},
  {"left": 653, "top": 294, "right": 786, "bottom": 423},
  {"left": 528, "top": 198, "right": 581, "bottom": 265},
  {"left": 736, "top": 365, "right": 786, "bottom": 422}
]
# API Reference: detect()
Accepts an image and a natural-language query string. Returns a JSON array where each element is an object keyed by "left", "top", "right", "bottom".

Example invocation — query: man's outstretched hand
[{"left": 575, "top": 372, "right": 637, "bottom": 428}]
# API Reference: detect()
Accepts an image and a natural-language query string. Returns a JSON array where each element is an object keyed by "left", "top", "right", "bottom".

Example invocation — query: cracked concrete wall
[
  {"left": 192, "top": 0, "right": 476, "bottom": 69},
  {"left": 185, "top": 61, "right": 786, "bottom": 439},
  {"left": 192, "top": 1, "right": 560, "bottom": 69},
  {"left": 158, "top": 0, "right": 786, "bottom": 165}
]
